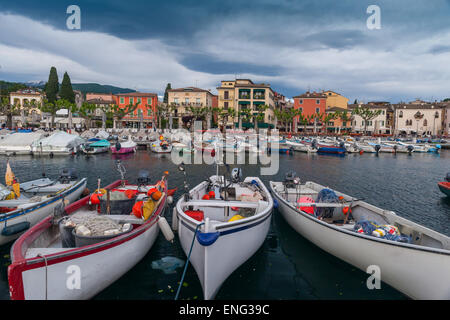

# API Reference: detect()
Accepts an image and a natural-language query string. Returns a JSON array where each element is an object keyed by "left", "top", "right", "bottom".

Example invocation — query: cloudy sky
[{"left": 1, "top": 0, "right": 450, "bottom": 102}]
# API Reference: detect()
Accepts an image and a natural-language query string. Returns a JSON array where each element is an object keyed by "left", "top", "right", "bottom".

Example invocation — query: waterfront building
[
  {"left": 167, "top": 87, "right": 215, "bottom": 128},
  {"left": 349, "top": 102, "right": 394, "bottom": 135},
  {"left": 392, "top": 100, "right": 445, "bottom": 136},
  {"left": 292, "top": 91, "right": 327, "bottom": 133},
  {"left": 113, "top": 92, "right": 158, "bottom": 129},
  {"left": 324, "top": 106, "right": 352, "bottom": 134},
  {"left": 323, "top": 90, "right": 349, "bottom": 110},
  {"left": 444, "top": 104, "right": 450, "bottom": 136},
  {"left": 217, "top": 79, "right": 276, "bottom": 129}
]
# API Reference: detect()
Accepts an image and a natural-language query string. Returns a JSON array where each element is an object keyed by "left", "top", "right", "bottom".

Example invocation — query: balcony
[{"left": 219, "top": 95, "right": 233, "bottom": 100}]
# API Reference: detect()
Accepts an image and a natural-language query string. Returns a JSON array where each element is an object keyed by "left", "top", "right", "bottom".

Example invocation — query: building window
[
  {"left": 299, "top": 99, "right": 303, "bottom": 104},
  {"left": 196, "top": 98, "right": 201, "bottom": 104},
  {"left": 399, "top": 111, "right": 403, "bottom": 118},
  {"left": 120, "top": 97, "right": 124, "bottom": 104},
  {"left": 224, "top": 91, "right": 229, "bottom": 99},
  {"left": 316, "top": 99, "right": 320, "bottom": 104},
  {"left": 423, "top": 119, "right": 428, "bottom": 126},
  {"left": 147, "top": 98, "right": 152, "bottom": 105},
  {"left": 174, "top": 98, "right": 179, "bottom": 104},
  {"left": 299, "top": 107, "right": 303, "bottom": 113},
  {"left": 147, "top": 109, "right": 152, "bottom": 116},
  {"left": 185, "top": 98, "right": 189, "bottom": 104},
  {"left": 343, "top": 122, "right": 347, "bottom": 127},
  {"left": 137, "top": 98, "right": 141, "bottom": 104},
  {"left": 224, "top": 102, "right": 228, "bottom": 110},
  {"left": 381, "top": 121, "right": 385, "bottom": 126},
  {"left": 316, "top": 108, "right": 320, "bottom": 113},
  {"left": 129, "top": 97, "right": 134, "bottom": 105}
]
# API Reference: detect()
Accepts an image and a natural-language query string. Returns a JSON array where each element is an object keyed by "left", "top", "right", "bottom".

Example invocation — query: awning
[{"left": 238, "top": 101, "right": 250, "bottom": 105}]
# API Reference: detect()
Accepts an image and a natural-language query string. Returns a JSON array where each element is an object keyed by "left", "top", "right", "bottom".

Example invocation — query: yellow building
[
  {"left": 217, "top": 79, "right": 276, "bottom": 129},
  {"left": 323, "top": 90, "right": 349, "bottom": 110}
]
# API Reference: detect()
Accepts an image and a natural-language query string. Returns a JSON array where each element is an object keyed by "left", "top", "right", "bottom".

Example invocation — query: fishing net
[
  {"left": 314, "top": 188, "right": 339, "bottom": 218},
  {"left": 65, "top": 212, "right": 122, "bottom": 236}
]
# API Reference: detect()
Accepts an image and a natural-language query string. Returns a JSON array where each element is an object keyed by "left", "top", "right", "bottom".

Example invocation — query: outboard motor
[
  {"left": 137, "top": 170, "right": 150, "bottom": 186},
  {"left": 59, "top": 168, "right": 77, "bottom": 184},
  {"left": 407, "top": 145, "right": 414, "bottom": 154},
  {"left": 231, "top": 168, "right": 242, "bottom": 183},
  {"left": 375, "top": 144, "right": 381, "bottom": 153},
  {"left": 339, "top": 141, "right": 345, "bottom": 149},
  {"left": 445, "top": 172, "right": 450, "bottom": 182},
  {"left": 115, "top": 142, "right": 122, "bottom": 151},
  {"left": 284, "top": 171, "right": 300, "bottom": 189},
  {"left": 311, "top": 139, "right": 318, "bottom": 150}
]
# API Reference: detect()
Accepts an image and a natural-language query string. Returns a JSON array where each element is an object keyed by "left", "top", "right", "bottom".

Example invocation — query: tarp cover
[
  {"left": 0, "top": 132, "right": 45, "bottom": 148},
  {"left": 32, "top": 131, "right": 85, "bottom": 148}
]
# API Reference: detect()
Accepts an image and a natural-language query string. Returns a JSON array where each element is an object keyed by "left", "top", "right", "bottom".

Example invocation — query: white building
[
  {"left": 393, "top": 100, "right": 446, "bottom": 136},
  {"left": 348, "top": 102, "right": 394, "bottom": 134}
]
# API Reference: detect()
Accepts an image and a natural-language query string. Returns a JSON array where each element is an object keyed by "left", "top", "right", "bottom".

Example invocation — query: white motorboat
[
  {"left": 175, "top": 166, "right": 273, "bottom": 299},
  {"left": 285, "top": 140, "right": 317, "bottom": 153},
  {"left": 81, "top": 139, "right": 110, "bottom": 155},
  {"left": 270, "top": 173, "right": 450, "bottom": 300}
]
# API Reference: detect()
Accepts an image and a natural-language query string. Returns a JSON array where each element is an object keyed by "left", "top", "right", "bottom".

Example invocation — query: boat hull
[
  {"left": 438, "top": 182, "right": 450, "bottom": 197},
  {"left": 271, "top": 184, "right": 450, "bottom": 300},
  {"left": 8, "top": 180, "right": 167, "bottom": 300},
  {"left": 177, "top": 210, "right": 272, "bottom": 300},
  {"left": 110, "top": 146, "right": 136, "bottom": 154},
  {"left": 16, "top": 220, "right": 159, "bottom": 300}
]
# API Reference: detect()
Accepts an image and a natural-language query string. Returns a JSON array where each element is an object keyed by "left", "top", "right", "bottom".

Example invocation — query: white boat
[
  {"left": 81, "top": 139, "right": 110, "bottom": 155},
  {"left": 285, "top": 140, "right": 317, "bottom": 153},
  {"left": 31, "top": 131, "right": 85, "bottom": 156},
  {"left": 0, "top": 169, "right": 87, "bottom": 245},
  {"left": 270, "top": 174, "right": 450, "bottom": 300},
  {"left": 150, "top": 140, "right": 173, "bottom": 153},
  {"left": 175, "top": 167, "right": 273, "bottom": 300},
  {"left": 8, "top": 172, "right": 170, "bottom": 300},
  {"left": 0, "top": 132, "right": 46, "bottom": 155}
]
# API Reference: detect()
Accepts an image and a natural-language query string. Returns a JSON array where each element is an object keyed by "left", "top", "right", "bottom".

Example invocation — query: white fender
[
  {"left": 158, "top": 217, "right": 174, "bottom": 243},
  {"left": 171, "top": 207, "right": 178, "bottom": 231}
]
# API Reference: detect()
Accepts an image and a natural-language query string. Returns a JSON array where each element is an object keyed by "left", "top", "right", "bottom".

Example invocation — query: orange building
[{"left": 113, "top": 92, "right": 158, "bottom": 128}]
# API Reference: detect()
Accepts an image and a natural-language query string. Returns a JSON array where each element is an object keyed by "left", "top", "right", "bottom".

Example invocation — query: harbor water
[{"left": 0, "top": 150, "right": 449, "bottom": 300}]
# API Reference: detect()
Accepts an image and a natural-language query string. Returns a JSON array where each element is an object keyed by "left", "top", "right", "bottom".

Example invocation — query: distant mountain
[
  {"left": 1, "top": 80, "right": 136, "bottom": 96},
  {"left": 71, "top": 83, "right": 136, "bottom": 95}
]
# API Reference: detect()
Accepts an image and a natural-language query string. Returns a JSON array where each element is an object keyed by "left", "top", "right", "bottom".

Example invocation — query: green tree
[
  {"left": 163, "top": 83, "right": 171, "bottom": 104},
  {"left": 0, "top": 97, "right": 20, "bottom": 129},
  {"left": 110, "top": 102, "right": 140, "bottom": 129},
  {"left": 77, "top": 102, "right": 97, "bottom": 129},
  {"left": 59, "top": 72, "right": 75, "bottom": 103},
  {"left": 352, "top": 106, "right": 382, "bottom": 135},
  {"left": 45, "top": 66, "right": 59, "bottom": 104}
]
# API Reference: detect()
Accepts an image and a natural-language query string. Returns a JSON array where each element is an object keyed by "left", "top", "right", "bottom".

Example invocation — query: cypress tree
[
  {"left": 59, "top": 72, "right": 75, "bottom": 103},
  {"left": 45, "top": 66, "right": 59, "bottom": 103},
  {"left": 163, "top": 83, "right": 171, "bottom": 104}
]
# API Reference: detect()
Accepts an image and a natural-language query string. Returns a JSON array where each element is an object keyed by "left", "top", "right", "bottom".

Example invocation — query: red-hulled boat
[
  {"left": 8, "top": 173, "right": 171, "bottom": 300},
  {"left": 438, "top": 173, "right": 450, "bottom": 197}
]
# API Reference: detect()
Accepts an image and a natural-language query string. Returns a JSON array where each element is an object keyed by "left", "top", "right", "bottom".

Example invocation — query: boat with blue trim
[
  {"left": 174, "top": 166, "right": 273, "bottom": 300},
  {"left": 270, "top": 172, "right": 450, "bottom": 299},
  {"left": 0, "top": 168, "right": 87, "bottom": 245}
]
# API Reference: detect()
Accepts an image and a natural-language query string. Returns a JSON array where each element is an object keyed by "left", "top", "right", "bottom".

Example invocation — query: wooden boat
[
  {"left": 175, "top": 167, "right": 273, "bottom": 299},
  {"left": 438, "top": 173, "right": 450, "bottom": 197},
  {"left": 270, "top": 174, "right": 450, "bottom": 299},
  {"left": 8, "top": 173, "right": 169, "bottom": 300},
  {"left": 0, "top": 170, "right": 87, "bottom": 245},
  {"left": 110, "top": 137, "right": 137, "bottom": 154}
]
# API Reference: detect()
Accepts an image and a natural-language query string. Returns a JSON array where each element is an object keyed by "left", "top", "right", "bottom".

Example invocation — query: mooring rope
[{"left": 174, "top": 222, "right": 204, "bottom": 300}]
